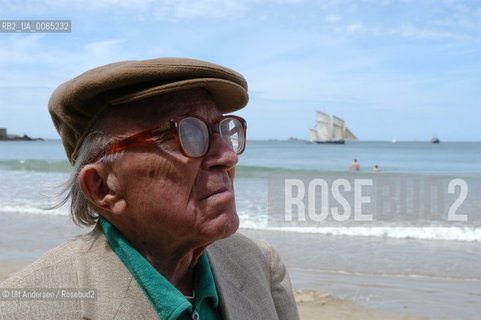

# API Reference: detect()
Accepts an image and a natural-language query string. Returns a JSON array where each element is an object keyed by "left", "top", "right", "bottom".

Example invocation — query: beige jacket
[{"left": 0, "top": 228, "right": 299, "bottom": 320}]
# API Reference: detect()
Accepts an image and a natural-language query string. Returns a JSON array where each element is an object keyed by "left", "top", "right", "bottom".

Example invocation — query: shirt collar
[{"left": 193, "top": 250, "right": 219, "bottom": 308}]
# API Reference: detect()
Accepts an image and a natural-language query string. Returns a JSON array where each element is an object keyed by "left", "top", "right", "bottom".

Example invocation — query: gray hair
[
  {"left": 52, "top": 131, "right": 100, "bottom": 226},
  {"left": 53, "top": 129, "right": 122, "bottom": 226}
]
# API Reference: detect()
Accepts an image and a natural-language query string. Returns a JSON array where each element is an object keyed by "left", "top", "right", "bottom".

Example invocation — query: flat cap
[{"left": 48, "top": 57, "right": 249, "bottom": 164}]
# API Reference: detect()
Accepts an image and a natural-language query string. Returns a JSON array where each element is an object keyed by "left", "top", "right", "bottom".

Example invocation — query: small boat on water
[
  {"left": 431, "top": 137, "right": 440, "bottom": 144},
  {"left": 308, "top": 111, "right": 357, "bottom": 144}
]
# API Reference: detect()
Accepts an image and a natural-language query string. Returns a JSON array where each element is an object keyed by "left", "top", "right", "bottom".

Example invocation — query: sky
[{"left": 1, "top": 0, "right": 480, "bottom": 141}]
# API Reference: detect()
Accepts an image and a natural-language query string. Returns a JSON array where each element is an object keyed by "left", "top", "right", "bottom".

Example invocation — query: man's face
[{"left": 101, "top": 89, "right": 240, "bottom": 248}]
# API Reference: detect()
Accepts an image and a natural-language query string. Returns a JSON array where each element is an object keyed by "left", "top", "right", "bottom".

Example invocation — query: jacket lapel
[
  {"left": 77, "top": 227, "right": 158, "bottom": 319},
  {"left": 206, "top": 240, "right": 266, "bottom": 320}
]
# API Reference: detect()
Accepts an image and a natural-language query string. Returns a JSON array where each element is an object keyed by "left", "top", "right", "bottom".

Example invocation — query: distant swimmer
[
  {"left": 373, "top": 165, "right": 381, "bottom": 172},
  {"left": 351, "top": 159, "right": 360, "bottom": 171}
]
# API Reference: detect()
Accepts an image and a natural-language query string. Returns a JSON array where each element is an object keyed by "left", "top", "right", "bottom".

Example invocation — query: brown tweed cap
[{"left": 48, "top": 57, "right": 249, "bottom": 164}]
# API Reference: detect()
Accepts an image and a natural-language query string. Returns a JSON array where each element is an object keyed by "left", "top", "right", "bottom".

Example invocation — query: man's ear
[{"left": 78, "top": 164, "right": 125, "bottom": 215}]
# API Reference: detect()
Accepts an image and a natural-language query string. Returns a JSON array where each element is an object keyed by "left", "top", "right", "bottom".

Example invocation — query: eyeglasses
[{"left": 93, "top": 114, "right": 247, "bottom": 162}]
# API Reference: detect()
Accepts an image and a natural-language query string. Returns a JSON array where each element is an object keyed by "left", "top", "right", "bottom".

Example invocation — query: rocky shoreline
[
  {"left": 0, "top": 128, "right": 43, "bottom": 141},
  {"left": 0, "top": 134, "right": 44, "bottom": 141}
]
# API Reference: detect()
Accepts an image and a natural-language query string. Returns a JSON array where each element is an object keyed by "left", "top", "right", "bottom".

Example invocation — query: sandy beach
[
  {"left": 1, "top": 213, "right": 480, "bottom": 319},
  {"left": 1, "top": 259, "right": 427, "bottom": 319},
  {"left": 295, "top": 289, "right": 427, "bottom": 320}
]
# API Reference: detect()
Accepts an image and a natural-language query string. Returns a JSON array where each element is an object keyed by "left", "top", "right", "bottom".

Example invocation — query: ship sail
[
  {"left": 308, "top": 111, "right": 357, "bottom": 143},
  {"left": 332, "top": 116, "right": 345, "bottom": 140},
  {"left": 345, "top": 127, "right": 357, "bottom": 140},
  {"left": 315, "top": 111, "right": 331, "bottom": 140},
  {"left": 309, "top": 128, "right": 319, "bottom": 141}
]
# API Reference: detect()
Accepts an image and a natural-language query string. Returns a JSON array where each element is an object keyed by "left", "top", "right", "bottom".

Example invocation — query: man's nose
[{"left": 202, "top": 133, "right": 238, "bottom": 170}]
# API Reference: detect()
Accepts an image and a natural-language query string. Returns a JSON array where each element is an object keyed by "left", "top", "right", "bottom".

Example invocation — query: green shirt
[{"left": 100, "top": 217, "right": 222, "bottom": 320}]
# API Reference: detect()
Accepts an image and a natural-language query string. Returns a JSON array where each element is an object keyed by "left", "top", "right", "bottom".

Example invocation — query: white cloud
[
  {"left": 44, "top": 0, "right": 156, "bottom": 10},
  {"left": 6, "top": 0, "right": 303, "bottom": 21},
  {"left": 0, "top": 35, "right": 48, "bottom": 65},
  {"left": 326, "top": 14, "right": 341, "bottom": 23},
  {"left": 346, "top": 23, "right": 364, "bottom": 33},
  {"left": 382, "top": 25, "right": 471, "bottom": 41},
  {"left": 81, "top": 39, "right": 127, "bottom": 68},
  {"left": 0, "top": 36, "right": 135, "bottom": 90},
  {"left": 152, "top": 0, "right": 247, "bottom": 20}
]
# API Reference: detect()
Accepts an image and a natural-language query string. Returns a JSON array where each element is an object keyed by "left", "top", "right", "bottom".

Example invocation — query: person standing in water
[{"left": 351, "top": 159, "right": 360, "bottom": 171}]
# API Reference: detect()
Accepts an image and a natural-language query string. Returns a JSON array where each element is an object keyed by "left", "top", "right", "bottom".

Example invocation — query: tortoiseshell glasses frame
[{"left": 92, "top": 114, "right": 247, "bottom": 162}]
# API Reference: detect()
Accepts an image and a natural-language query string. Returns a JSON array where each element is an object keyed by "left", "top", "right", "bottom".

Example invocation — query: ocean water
[
  {"left": 1, "top": 139, "right": 481, "bottom": 318},
  {"left": 1, "top": 139, "right": 481, "bottom": 245},
  {"left": 241, "top": 140, "right": 481, "bottom": 234}
]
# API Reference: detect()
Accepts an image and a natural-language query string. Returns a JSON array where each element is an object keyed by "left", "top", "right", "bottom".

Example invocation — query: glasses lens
[
  {"left": 220, "top": 118, "right": 245, "bottom": 154},
  {"left": 178, "top": 117, "right": 209, "bottom": 157}
]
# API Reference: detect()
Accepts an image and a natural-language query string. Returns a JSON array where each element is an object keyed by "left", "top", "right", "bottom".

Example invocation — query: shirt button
[{"left": 192, "top": 311, "right": 200, "bottom": 320}]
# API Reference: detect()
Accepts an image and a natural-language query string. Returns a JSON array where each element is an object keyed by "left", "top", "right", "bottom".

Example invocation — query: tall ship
[
  {"left": 431, "top": 137, "right": 440, "bottom": 144},
  {"left": 308, "top": 111, "right": 357, "bottom": 144}
]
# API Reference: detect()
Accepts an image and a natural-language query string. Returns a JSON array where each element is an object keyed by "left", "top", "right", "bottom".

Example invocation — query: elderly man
[{"left": 0, "top": 58, "right": 299, "bottom": 319}]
